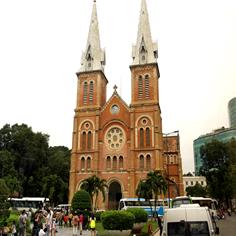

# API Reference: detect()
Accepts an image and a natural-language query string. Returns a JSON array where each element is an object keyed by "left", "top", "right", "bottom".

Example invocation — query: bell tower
[
  {"left": 69, "top": 0, "right": 107, "bottom": 202},
  {"left": 76, "top": 0, "right": 107, "bottom": 110},
  {"left": 130, "top": 0, "right": 164, "bottom": 174}
]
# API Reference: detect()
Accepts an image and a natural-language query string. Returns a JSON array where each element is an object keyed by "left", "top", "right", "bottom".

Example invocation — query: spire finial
[
  {"left": 113, "top": 85, "right": 118, "bottom": 93},
  {"left": 79, "top": 0, "right": 105, "bottom": 72},
  {"left": 131, "top": 0, "right": 157, "bottom": 65}
]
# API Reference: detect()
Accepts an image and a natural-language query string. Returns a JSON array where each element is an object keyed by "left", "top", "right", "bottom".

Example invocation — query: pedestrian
[
  {"left": 32, "top": 211, "right": 41, "bottom": 236},
  {"left": 157, "top": 213, "right": 163, "bottom": 236},
  {"left": 72, "top": 212, "right": 79, "bottom": 236},
  {"left": 11, "top": 220, "right": 17, "bottom": 236},
  {"left": 79, "top": 213, "right": 84, "bottom": 235},
  {"left": 45, "top": 208, "right": 53, "bottom": 236},
  {"left": 89, "top": 213, "right": 96, "bottom": 236},
  {"left": 2, "top": 222, "right": 10, "bottom": 236},
  {"left": 68, "top": 212, "right": 73, "bottom": 227},
  {"left": 38, "top": 225, "right": 47, "bottom": 236},
  {"left": 63, "top": 214, "right": 69, "bottom": 228},
  {"left": 19, "top": 210, "right": 27, "bottom": 236}
]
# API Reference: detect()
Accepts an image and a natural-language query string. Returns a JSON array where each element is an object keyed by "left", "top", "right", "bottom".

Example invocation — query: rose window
[{"left": 105, "top": 127, "right": 125, "bottom": 150}]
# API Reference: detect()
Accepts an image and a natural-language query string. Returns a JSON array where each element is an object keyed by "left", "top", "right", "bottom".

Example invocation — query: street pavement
[
  {"left": 56, "top": 227, "right": 92, "bottom": 236},
  {"left": 217, "top": 213, "right": 236, "bottom": 236}
]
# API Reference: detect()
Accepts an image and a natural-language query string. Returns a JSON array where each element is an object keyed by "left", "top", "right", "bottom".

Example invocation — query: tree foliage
[
  {"left": 136, "top": 170, "right": 167, "bottom": 219},
  {"left": 186, "top": 183, "right": 207, "bottom": 197},
  {"left": 81, "top": 175, "right": 108, "bottom": 211},
  {"left": 71, "top": 190, "right": 91, "bottom": 211},
  {"left": 0, "top": 123, "right": 70, "bottom": 205},
  {"left": 199, "top": 139, "right": 236, "bottom": 205}
]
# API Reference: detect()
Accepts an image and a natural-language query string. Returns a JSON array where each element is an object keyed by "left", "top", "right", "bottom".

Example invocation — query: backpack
[{"left": 90, "top": 219, "right": 96, "bottom": 229}]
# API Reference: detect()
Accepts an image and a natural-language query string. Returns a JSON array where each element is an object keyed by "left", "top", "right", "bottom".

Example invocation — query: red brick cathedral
[{"left": 69, "top": 0, "right": 183, "bottom": 209}]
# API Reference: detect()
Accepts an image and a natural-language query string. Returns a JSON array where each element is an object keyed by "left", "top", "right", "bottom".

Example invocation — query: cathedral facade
[{"left": 69, "top": 0, "right": 183, "bottom": 210}]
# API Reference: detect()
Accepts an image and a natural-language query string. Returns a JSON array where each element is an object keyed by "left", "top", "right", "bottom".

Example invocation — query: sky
[{"left": 0, "top": 0, "right": 236, "bottom": 173}]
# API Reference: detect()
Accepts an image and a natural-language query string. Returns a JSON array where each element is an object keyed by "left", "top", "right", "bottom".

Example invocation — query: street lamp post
[{"left": 164, "top": 130, "right": 179, "bottom": 207}]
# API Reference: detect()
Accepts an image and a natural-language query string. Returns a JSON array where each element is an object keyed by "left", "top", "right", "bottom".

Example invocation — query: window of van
[{"left": 168, "top": 221, "right": 209, "bottom": 236}]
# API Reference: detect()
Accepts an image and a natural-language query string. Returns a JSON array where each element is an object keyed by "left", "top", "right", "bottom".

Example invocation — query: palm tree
[
  {"left": 146, "top": 170, "right": 167, "bottom": 217},
  {"left": 136, "top": 179, "right": 153, "bottom": 216},
  {"left": 94, "top": 177, "right": 108, "bottom": 210},
  {"left": 81, "top": 175, "right": 108, "bottom": 212}
]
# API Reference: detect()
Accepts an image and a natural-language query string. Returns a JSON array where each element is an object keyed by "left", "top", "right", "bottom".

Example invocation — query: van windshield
[{"left": 168, "top": 221, "right": 209, "bottom": 236}]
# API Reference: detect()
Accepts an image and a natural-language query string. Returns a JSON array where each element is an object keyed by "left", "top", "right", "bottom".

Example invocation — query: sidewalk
[{"left": 56, "top": 227, "right": 92, "bottom": 236}]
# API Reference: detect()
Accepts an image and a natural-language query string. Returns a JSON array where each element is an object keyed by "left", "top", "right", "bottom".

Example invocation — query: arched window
[
  {"left": 146, "top": 155, "right": 151, "bottom": 169},
  {"left": 81, "top": 157, "right": 85, "bottom": 170},
  {"left": 140, "top": 128, "right": 144, "bottom": 147},
  {"left": 106, "top": 156, "right": 111, "bottom": 169},
  {"left": 83, "top": 82, "right": 88, "bottom": 104},
  {"left": 144, "top": 75, "right": 149, "bottom": 98},
  {"left": 138, "top": 76, "right": 143, "bottom": 99},
  {"left": 87, "top": 157, "right": 91, "bottom": 169},
  {"left": 146, "top": 128, "right": 151, "bottom": 147},
  {"left": 87, "top": 131, "right": 92, "bottom": 150},
  {"left": 113, "top": 156, "right": 117, "bottom": 170},
  {"left": 139, "top": 155, "right": 144, "bottom": 169},
  {"left": 82, "top": 132, "right": 86, "bottom": 150},
  {"left": 89, "top": 81, "right": 94, "bottom": 103},
  {"left": 119, "top": 156, "right": 123, "bottom": 169}
]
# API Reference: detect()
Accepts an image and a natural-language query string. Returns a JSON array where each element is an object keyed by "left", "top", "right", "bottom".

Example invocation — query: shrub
[
  {"left": 95, "top": 210, "right": 105, "bottom": 221},
  {"left": 101, "top": 210, "right": 134, "bottom": 230},
  {"left": 126, "top": 208, "right": 148, "bottom": 223},
  {"left": 71, "top": 190, "right": 91, "bottom": 211}
]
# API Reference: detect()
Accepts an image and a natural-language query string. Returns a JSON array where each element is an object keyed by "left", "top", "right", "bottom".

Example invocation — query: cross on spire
[{"left": 113, "top": 85, "right": 118, "bottom": 93}]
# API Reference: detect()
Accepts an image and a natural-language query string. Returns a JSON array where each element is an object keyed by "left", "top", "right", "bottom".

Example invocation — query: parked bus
[
  {"left": 171, "top": 196, "right": 192, "bottom": 208},
  {"left": 8, "top": 197, "right": 50, "bottom": 212},
  {"left": 118, "top": 198, "right": 169, "bottom": 217},
  {"left": 54, "top": 203, "right": 71, "bottom": 212},
  {"left": 191, "top": 197, "right": 218, "bottom": 218}
]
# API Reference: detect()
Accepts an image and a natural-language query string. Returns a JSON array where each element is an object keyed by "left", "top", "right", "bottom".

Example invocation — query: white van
[{"left": 161, "top": 204, "right": 219, "bottom": 236}]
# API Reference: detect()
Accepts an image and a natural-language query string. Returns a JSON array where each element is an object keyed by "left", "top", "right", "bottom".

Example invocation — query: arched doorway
[{"left": 108, "top": 181, "right": 122, "bottom": 210}]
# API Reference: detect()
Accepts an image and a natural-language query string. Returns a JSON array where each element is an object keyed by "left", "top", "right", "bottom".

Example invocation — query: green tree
[
  {"left": 81, "top": 175, "right": 108, "bottom": 211},
  {"left": 136, "top": 171, "right": 167, "bottom": 219},
  {"left": 146, "top": 170, "right": 167, "bottom": 216},
  {"left": 136, "top": 180, "right": 152, "bottom": 200},
  {"left": 71, "top": 190, "right": 91, "bottom": 211},
  {"left": 186, "top": 183, "right": 207, "bottom": 197},
  {"left": 0, "top": 123, "right": 71, "bottom": 204},
  {"left": 200, "top": 139, "right": 233, "bottom": 206},
  {"left": 0, "top": 178, "right": 10, "bottom": 227}
]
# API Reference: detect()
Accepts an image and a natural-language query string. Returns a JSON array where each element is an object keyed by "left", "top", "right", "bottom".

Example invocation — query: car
[{"left": 161, "top": 204, "right": 219, "bottom": 236}]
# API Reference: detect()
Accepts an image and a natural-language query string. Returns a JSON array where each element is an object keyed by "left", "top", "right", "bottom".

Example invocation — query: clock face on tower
[
  {"left": 110, "top": 104, "right": 120, "bottom": 114},
  {"left": 105, "top": 127, "right": 125, "bottom": 150}
]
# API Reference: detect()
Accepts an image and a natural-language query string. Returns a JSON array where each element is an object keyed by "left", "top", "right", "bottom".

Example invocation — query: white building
[{"left": 183, "top": 176, "right": 207, "bottom": 195}]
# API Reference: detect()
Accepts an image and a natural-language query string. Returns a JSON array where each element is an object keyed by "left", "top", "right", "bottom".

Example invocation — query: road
[{"left": 217, "top": 213, "right": 236, "bottom": 236}]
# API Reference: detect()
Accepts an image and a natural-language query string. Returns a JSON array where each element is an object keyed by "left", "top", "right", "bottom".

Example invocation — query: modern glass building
[
  {"left": 194, "top": 97, "right": 236, "bottom": 175},
  {"left": 229, "top": 97, "right": 236, "bottom": 128},
  {"left": 194, "top": 127, "right": 236, "bottom": 175}
]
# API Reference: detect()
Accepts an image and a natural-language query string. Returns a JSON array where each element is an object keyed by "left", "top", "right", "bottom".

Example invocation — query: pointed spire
[
  {"left": 132, "top": 0, "right": 157, "bottom": 65},
  {"left": 80, "top": 0, "right": 105, "bottom": 72}
]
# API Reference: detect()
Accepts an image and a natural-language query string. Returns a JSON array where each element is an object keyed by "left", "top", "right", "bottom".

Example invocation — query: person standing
[
  {"left": 89, "top": 214, "right": 96, "bottom": 236},
  {"left": 72, "top": 212, "right": 79, "bottom": 236},
  {"left": 11, "top": 220, "right": 17, "bottom": 236},
  {"left": 79, "top": 213, "right": 84, "bottom": 235},
  {"left": 157, "top": 214, "right": 163, "bottom": 236},
  {"left": 19, "top": 210, "right": 27, "bottom": 236}
]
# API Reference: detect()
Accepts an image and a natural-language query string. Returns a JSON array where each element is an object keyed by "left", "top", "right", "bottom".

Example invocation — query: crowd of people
[{"left": 0, "top": 207, "right": 96, "bottom": 236}]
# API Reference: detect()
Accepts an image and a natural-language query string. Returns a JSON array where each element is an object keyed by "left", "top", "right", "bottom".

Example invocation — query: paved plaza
[
  {"left": 56, "top": 227, "right": 92, "bottom": 236},
  {"left": 55, "top": 214, "right": 236, "bottom": 236}
]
